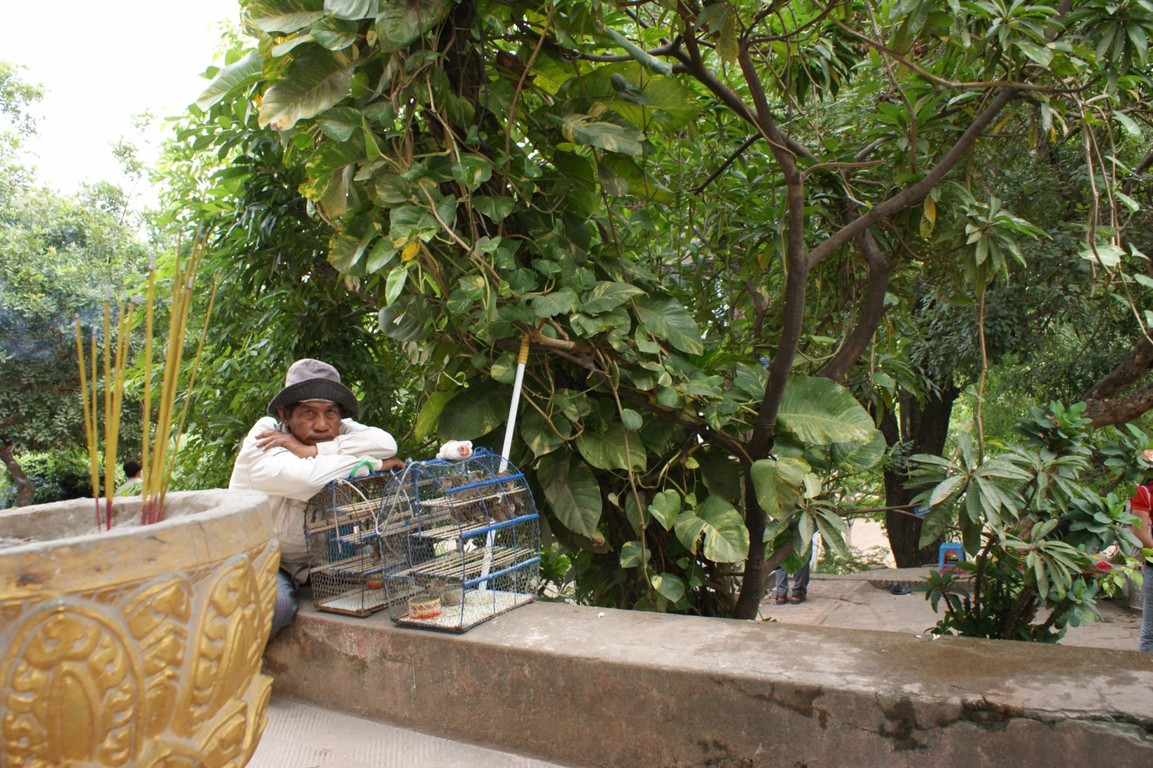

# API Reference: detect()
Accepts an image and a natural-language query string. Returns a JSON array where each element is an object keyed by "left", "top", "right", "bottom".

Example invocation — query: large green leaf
[
  {"left": 615, "top": 75, "right": 703, "bottom": 130},
  {"left": 374, "top": 0, "right": 452, "bottom": 52},
  {"left": 574, "top": 63, "right": 702, "bottom": 130},
  {"left": 196, "top": 51, "right": 264, "bottom": 111},
  {"left": 316, "top": 106, "right": 364, "bottom": 141},
  {"left": 473, "top": 195, "right": 515, "bottom": 223},
  {"left": 388, "top": 203, "right": 439, "bottom": 245},
  {"left": 575, "top": 423, "right": 646, "bottom": 471},
  {"left": 619, "top": 540, "right": 649, "bottom": 568},
  {"left": 571, "top": 308, "right": 631, "bottom": 338},
  {"left": 530, "top": 288, "right": 579, "bottom": 319},
  {"left": 647, "top": 489, "right": 681, "bottom": 530},
  {"left": 550, "top": 151, "right": 599, "bottom": 216},
  {"left": 812, "top": 506, "right": 851, "bottom": 559},
  {"left": 259, "top": 48, "right": 353, "bottom": 131},
  {"left": 414, "top": 389, "right": 454, "bottom": 441},
  {"left": 673, "top": 496, "right": 749, "bottom": 563},
  {"left": 559, "top": 115, "right": 645, "bottom": 155},
  {"left": 452, "top": 154, "right": 493, "bottom": 191},
  {"left": 597, "top": 155, "right": 672, "bottom": 202},
  {"left": 750, "top": 457, "right": 808, "bottom": 522},
  {"left": 776, "top": 375, "right": 875, "bottom": 446},
  {"left": 326, "top": 0, "right": 379, "bottom": 20},
  {"left": 365, "top": 238, "right": 399, "bottom": 274},
  {"left": 649, "top": 572, "right": 686, "bottom": 603},
  {"left": 634, "top": 297, "right": 703, "bottom": 354},
  {"left": 520, "top": 407, "right": 569, "bottom": 458},
  {"left": 436, "top": 379, "right": 509, "bottom": 440},
  {"left": 377, "top": 294, "right": 431, "bottom": 342},
  {"left": 917, "top": 504, "right": 953, "bottom": 549},
  {"left": 383, "top": 265, "right": 409, "bottom": 304},
  {"left": 538, "top": 452, "right": 602, "bottom": 539},
  {"left": 698, "top": 446, "right": 743, "bottom": 501},
  {"left": 829, "top": 427, "right": 887, "bottom": 474},
  {"left": 327, "top": 227, "right": 376, "bottom": 274},
  {"left": 302, "top": 139, "right": 365, "bottom": 199},
  {"left": 247, "top": 0, "right": 327, "bottom": 33},
  {"left": 582, "top": 281, "right": 645, "bottom": 315},
  {"left": 930, "top": 474, "right": 968, "bottom": 507},
  {"left": 313, "top": 17, "right": 360, "bottom": 49}
]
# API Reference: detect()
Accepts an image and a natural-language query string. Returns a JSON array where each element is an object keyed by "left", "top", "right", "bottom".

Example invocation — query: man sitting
[{"left": 229, "top": 358, "right": 405, "bottom": 636}]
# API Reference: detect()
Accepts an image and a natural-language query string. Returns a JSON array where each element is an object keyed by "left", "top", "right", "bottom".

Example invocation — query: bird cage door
[
  {"left": 380, "top": 449, "right": 541, "bottom": 632},
  {"left": 304, "top": 473, "right": 395, "bottom": 617}
]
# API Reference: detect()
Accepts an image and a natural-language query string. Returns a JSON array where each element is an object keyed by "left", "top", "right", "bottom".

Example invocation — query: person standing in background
[
  {"left": 1129, "top": 449, "right": 1153, "bottom": 653},
  {"left": 116, "top": 460, "right": 143, "bottom": 496}
]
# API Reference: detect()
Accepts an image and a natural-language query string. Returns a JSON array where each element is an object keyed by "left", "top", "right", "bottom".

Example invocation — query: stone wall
[{"left": 264, "top": 601, "right": 1153, "bottom": 767}]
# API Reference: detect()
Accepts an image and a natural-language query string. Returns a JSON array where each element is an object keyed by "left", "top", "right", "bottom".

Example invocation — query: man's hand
[
  {"left": 255, "top": 429, "right": 318, "bottom": 458},
  {"left": 349, "top": 456, "right": 407, "bottom": 477}
]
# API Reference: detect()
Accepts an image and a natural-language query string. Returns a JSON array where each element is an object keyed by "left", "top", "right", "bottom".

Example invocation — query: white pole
[
  {"left": 498, "top": 336, "right": 531, "bottom": 471},
  {"left": 481, "top": 336, "right": 530, "bottom": 590}
]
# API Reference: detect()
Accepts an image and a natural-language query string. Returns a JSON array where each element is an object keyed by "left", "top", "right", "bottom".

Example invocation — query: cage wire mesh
[
  {"left": 302, "top": 448, "right": 541, "bottom": 630},
  {"left": 303, "top": 472, "right": 394, "bottom": 617},
  {"left": 377, "top": 448, "right": 541, "bottom": 632}
]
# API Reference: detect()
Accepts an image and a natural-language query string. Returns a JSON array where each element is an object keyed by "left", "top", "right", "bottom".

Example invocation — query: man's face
[{"left": 279, "top": 401, "right": 343, "bottom": 445}]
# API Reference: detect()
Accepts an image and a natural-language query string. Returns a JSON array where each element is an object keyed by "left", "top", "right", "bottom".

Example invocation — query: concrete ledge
[{"left": 264, "top": 600, "right": 1153, "bottom": 768}]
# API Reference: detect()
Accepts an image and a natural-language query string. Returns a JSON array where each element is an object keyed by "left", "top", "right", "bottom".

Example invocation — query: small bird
[{"left": 428, "top": 577, "right": 462, "bottom": 606}]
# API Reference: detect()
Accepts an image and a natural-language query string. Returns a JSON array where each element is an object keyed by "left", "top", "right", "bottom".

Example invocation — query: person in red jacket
[{"left": 1129, "top": 449, "right": 1153, "bottom": 653}]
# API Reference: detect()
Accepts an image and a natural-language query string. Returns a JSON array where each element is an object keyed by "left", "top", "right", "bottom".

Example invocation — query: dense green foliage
[
  {"left": 4, "top": 0, "right": 1152, "bottom": 636},
  {"left": 169, "top": 0, "right": 1153, "bottom": 619},
  {"left": 154, "top": 127, "right": 420, "bottom": 489},
  {"left": 0, "top": 65, "right": 154, "bottom": 504},
  {"left": 0, "top": 187, "right": 153, "bottom": 504},
  {"left": 0, "top": 64, "right": 161, "bottom": 507},
  {"left": 0, "top": 450, "right": 93, "bottom": 507}
]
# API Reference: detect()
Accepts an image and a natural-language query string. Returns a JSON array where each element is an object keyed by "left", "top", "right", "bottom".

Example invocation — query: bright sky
[{"left": 1, "top": 0, "right": 243, "bottom": 198}]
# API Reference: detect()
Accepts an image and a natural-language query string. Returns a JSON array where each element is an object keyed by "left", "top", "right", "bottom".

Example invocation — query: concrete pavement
[
  {"left": 760, "top": 568, "right": 1143, "bottom": 652},
  {"left": 248, "top": 697, "right": 575, "bottom": 768}
]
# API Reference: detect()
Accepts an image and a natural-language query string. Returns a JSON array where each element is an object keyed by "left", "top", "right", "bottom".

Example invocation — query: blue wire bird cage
[
  {"left": 303, "top": 448, "right": 541, "bottom": 630},
  {"left": 376, "top": 448, "right": 541, "bottom": 632}
]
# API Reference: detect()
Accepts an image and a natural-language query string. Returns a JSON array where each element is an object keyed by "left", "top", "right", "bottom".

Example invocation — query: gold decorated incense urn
[{"left": 0, "top": 489, "right": 276, "bottom": 767}]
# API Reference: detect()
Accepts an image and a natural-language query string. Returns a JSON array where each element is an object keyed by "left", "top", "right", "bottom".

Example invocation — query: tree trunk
[
  {"left": 880, "top": 384, "right": 958, "bottom": 567},
  {"left": 1080, "top": 335, "right": 1153, "bottom": 425},
  {"left": 0, "top": 442, "right": 35, "bottom": 508}
]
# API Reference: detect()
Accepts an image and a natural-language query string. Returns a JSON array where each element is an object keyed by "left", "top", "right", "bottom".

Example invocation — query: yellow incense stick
[
  {"left": 106, "top": 301, "right": 129, "bottom": 506},
  {"left": 140, "top": 265, "right": 156, "bottom": 517},
  {"left": 71, "top": 238, "right": 214, "bottom": 527},
  {"left": 90, "top": 329, "right": 98, "bottom": 498},
  {"left": 74, "top": 318, "right": 99, "bottom": 501},
  {"left": 164, "top": 270, "right": 217, "bottom": 513},
  {"left": 102, "top": 301, "right": 113, "bottom": 517}
]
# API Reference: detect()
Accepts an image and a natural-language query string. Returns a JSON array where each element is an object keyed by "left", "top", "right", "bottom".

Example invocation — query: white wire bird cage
[{"left": 377, "top": 448, "right": 541, "bottom": 632}]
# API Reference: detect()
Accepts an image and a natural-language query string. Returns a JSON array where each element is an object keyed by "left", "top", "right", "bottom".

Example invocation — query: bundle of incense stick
[
  {"left": 74, "top": 238, "right": 217, "bottom": 529},
  {"left": 74, "top": 301, "right": 130, "bottom": 531},
  {"left": 139, "top": 242, "right": 218, "bottom": 525}
]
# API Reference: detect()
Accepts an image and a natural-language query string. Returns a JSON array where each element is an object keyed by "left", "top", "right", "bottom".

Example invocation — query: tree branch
[
  {"left": 817, "top": 229, "right": 893, "bottom": 383},
  {"left": 807, "top": 87, "right": 1019, "bottom": 268}
]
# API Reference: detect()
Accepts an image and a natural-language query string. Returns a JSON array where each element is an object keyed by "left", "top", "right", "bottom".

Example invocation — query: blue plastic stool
[{"left": 938, "top": 542, "right": 963, "bottom": 572}]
